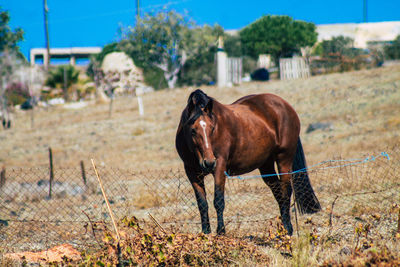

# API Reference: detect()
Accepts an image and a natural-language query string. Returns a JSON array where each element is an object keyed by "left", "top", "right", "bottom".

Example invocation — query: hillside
[{"left": 1, "top": 65, "right": 399, "bottom": 170}]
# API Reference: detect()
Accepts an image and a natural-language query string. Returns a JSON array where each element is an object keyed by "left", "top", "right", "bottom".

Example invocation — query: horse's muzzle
[{"left": 201, "top": 159, "right": 216, "bottom": 173}]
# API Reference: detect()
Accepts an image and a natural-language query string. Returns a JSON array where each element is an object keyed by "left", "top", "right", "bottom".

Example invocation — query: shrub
[
  {"left": 45, "top": 65, "right": 79, "bottom": 101},
  {"left": 311, "top": 36, "right": 381, "bottom": 75},
  {"left": 243, "top": 56, "right": 257, "bottom": 75},
  {"left": 143, "top": 66, "right": 168, "bottom": 90},
  {"left": 317, "top": 36, "right": 354, "bottom": 56},
  {"left": 384, "top": 35, "right": 400, "bottom": 60},
  {"left": 5, "top": 82, "right": 29, "bottom": 106}
]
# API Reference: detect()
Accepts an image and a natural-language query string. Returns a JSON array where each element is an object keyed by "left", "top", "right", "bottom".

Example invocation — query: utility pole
[
  {"left": 136, "top": 0, "right": 140, "bottom": 24},
  {"left": 363, "top": 0, "right": 368, "bottom": 23},
  {"left": 43, "top": 0, "right": 50, "bottom": 69}
]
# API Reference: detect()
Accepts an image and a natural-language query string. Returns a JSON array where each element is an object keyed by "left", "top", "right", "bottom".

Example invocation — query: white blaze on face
[{"left": 199, "top": 120, "right": 209, "bottom": 148}]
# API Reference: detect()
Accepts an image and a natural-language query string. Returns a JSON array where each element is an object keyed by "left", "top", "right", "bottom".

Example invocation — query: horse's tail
[{"left": 292, "top": 138, "right": 321, "bottom": 214}]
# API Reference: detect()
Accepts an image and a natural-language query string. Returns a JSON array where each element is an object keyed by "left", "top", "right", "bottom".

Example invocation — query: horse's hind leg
[
  {"left": 276, "top": 153, "right": 296, "bottom": 235},
  {"left": 259, "top": 159, "right": 293, "bottom": 235}
]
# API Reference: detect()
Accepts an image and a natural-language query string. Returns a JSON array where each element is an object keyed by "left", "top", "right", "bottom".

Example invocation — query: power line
[{"left": 28, "top": 0, "right": 191, "bottom": 26}]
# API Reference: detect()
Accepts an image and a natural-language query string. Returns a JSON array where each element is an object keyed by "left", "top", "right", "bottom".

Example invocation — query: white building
[
  {"left": 30, "top": 47, "right": 102, "bottom": 67},
  {"left": 316, "top": 21, "right": 400, "bottom": 48}
]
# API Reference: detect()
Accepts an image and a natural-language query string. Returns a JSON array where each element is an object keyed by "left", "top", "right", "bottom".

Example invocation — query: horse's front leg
[
  {"left": 213, "top": 161, "right": 227, "bottom": 234},
  {"left": 185, "top": 165, "right": 211, "bottom": 234}
]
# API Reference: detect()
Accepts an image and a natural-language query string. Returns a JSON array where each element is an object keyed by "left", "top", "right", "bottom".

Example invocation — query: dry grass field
[
  {"left": 1, "top": 65, "right": 400, "bottom": 266},
  {"left": 1, "top": 65, "right": 399, "bottom": 170}
]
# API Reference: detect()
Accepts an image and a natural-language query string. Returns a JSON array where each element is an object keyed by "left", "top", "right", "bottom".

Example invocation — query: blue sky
[{"left": 2, "top": 0, "right": 400, "bottom": 61}]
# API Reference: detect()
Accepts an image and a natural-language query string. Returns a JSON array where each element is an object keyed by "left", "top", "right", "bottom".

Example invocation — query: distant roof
[{"left": 30, "top": 47, "right": 102, "bottom": 55}]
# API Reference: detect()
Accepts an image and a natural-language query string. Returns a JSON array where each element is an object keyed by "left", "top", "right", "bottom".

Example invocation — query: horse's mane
[{"left": 185, "top": 89, "right": 213, "bottom": 125}]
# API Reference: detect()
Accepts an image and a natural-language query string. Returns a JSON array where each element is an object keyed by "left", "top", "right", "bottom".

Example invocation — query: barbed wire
[
  {"left": 27, "top": 0, "right": 193, "bottom": 26},
  {"left": 225, "top": 151, "right": 391, "bottom": 180},
  {"left": 0, "top": 146, "right": 399, "bottom": 254}
]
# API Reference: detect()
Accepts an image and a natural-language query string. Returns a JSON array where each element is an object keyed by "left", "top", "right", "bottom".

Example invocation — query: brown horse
[{"left": 175, "top": 89, "right": 321, "bottom": 235}]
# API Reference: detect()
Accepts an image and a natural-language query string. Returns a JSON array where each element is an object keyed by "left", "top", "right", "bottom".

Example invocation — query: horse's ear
[
  {"left": 187, "top": 92, "right": 196, "bottom": 114},
  {"left": 187, "top": 89, "right": 203, "bottom": 113},
  {"left": 204, "top": 98, "right": 213, "bottom": 116}
]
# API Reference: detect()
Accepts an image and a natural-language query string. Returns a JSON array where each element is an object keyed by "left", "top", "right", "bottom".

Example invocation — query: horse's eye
[{"left": 191, "top": 129, "right": 197, "bottom": 136}]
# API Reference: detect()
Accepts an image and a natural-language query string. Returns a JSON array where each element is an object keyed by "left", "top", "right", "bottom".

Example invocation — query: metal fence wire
[{"left": 0, "top": 146, "right": 399, "bottom": 254}]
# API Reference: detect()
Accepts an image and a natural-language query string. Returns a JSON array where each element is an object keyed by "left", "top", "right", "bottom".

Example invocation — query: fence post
[
  {"left": 0, "top": 166, "right": 5, "bottom": 189},
  {"left": 80, "top": 160, "right": 87, "bottom": 186},
  {"left": 136, "top": 87, "right": 144, "bottom": 116},
  {"left": 48, "top": 147, "right": 54, "bottom": 199},
  {"left": 109, "top": 94, "right": 114, "bottom": 118},
  {"left": 397, "top": 208, "right": 400, "bottom": 233},
  {"left": 290, "top": 175, "right": 300, "bottom": 237},
  {"left": 217, "top": 36, "right": 228, "bottom": 87}
]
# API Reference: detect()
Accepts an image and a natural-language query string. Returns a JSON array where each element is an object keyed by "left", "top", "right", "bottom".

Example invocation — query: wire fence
[{"left": 0, "top": 146, "right": 399, "bottom": 254}]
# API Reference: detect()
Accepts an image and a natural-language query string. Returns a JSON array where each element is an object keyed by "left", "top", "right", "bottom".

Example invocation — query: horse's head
[{"left": 185, "top": 89, "right": 217, "bottom": 173}]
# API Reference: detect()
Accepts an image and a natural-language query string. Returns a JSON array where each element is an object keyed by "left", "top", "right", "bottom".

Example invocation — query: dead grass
[
  {"left": 1, "top": 66, "right": 400, "bottom": 266},
  {"left": 1, "top": 65, "right": 399, "bottom": 170}
]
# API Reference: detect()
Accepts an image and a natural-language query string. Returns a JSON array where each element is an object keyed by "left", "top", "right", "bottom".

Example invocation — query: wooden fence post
[
  {"left": 397, "top": 208, "right": 400, "bottom": 233},
  {"left": 80, "top": 160, "right": 87, "bottom": 186},
  {"left": 0, "top": 166, "right": 5, "bottom": 189},
  {"left": 48, "top": 148, "right": 54, "bottom": 199}
]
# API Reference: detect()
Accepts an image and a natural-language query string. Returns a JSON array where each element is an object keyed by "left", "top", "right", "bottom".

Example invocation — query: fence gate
[
  {"left": 227, "top": 57, "right": 242, "bottom": 85},
  {"left": 279, "top": 57, "right": 310, "bottom": 80}
]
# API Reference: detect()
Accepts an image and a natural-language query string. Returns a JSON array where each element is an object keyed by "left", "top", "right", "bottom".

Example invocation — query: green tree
[
  {"left": 223, "top": 34, "right": 242, "bottom": 57},
  {"left": 0, "top": 7, "right": 25, "bottom": 84},
  {"left": 0, "top": 7, "right": 25, "bottom": 122},
  {"left": 384, "top": 35, "right": 400, "bottom": 60},
  {"left": 0, "top": 7, "right": 24, "bottom": 54},
  {"left": 240, "top": 15, "right": 317, "bottom": 64},
  {"left": 223, "top": 34, "right": 258, "bottom": 74},
  {"left": 119, "top": 10, "right": 220, "bottom": 89},
  {"left": 177, "top": 24, "right": 224, "bottom": 86}
]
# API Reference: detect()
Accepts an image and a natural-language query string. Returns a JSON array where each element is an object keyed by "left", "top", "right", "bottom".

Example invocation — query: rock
[
  {"left": 339, "top": 246, "right": 352, "bottom": 255},
  {"left": 37, "top": 179, "right": 49, "bottom": 187},
  {"left": 100, "top": 52, "right": 147, "bottom": 95},
  {"left": 47, "top": 98, "right": 65, "bottom": 106},
  {"left": 3, "top": 244, "right": 81, "bottom": 264},
  {"left": 306, "top": 122, "right": 333, "bottom": 133}
]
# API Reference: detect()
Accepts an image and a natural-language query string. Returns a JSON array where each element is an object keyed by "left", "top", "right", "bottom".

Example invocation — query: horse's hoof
[
  {"left": 282, "top": 222, "right": 293, "bottom": 236},
  {"left": 216, "top": 227, "right": 226, "bottom": 235},
  {"left": 202, "top": 227, "right": 211, "bottom": 234}
]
